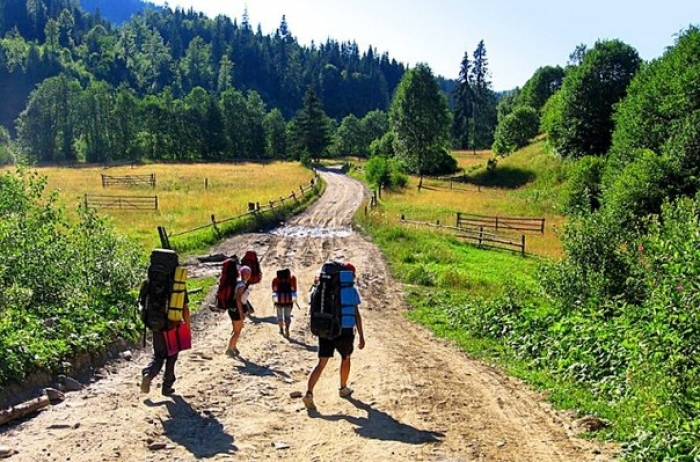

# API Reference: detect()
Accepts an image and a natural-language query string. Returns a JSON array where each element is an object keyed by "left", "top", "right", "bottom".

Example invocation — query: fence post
[
  {"left": 204, "top": 178, "right": 209, "bottom": 189},
  {"left": 540, "top": 218, "right": 545, "bottom": 234},
  {"left": 291, "top": 191, "right": 297, "bottom": 202},
  {"left": 495, "top": 216, "right": 499, "bottom": 232},
  {"left": 154, "top": 196, "right": 159, "bottom": 210},
  {"left": 478, "top": 226, "right": 483, "bottom": 248},
  {"left": 151, "top": 173, "right": 156, "bottom": 188},
  {"left": 211, "top": 214, "right": 221, "bottom": 238},
  {"left": 455, "top": 212, "right": 460, "bottom": 228},
  {"left": 521, "top": 235, "right": 526, "bottom": 256}
]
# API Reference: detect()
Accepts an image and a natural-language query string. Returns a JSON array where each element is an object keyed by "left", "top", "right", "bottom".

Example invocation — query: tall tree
[
  {"left": 470, "top": 40, "right": 497, "bottom": 150},
  {"left": 390, "top": 63, "right": 452, "bottom": 186},
  {"left": 519, "top": 65, "right": 565, "bottom": 113},
  {"left": 548, "top": 39, "right": 640, "bottom": 159},
  {"left": 291, "top": 86, "right": 331, "bottom": 160},
  {"left": 451, "top": 51, "right": 473, "bottom": 149},
  {"left": 263, "top": 108, "right": 287, "bottom": 159}
]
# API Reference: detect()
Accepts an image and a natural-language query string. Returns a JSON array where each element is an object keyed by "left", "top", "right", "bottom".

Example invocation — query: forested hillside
[{"left": 0, "top": 0, "right": 411, "bottom": 162}]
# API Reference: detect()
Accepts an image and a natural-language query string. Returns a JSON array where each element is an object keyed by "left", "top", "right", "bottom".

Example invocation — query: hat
[{"left": 239, "top": 265, "right": 252, "bottom": 275}]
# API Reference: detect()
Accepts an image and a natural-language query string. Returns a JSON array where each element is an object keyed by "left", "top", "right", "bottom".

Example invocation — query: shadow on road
[
  {"left": 310, "top": 396, "right": 444, "bottom": 444},
  {"left": 146, "top": 395, "right": 237, "bottom": 458},
  {"left": 247, "top": 314, "right": 277, "bottom": 325},
  {"left": 233, "top": 355, "right": 291, "bottom": 381}
]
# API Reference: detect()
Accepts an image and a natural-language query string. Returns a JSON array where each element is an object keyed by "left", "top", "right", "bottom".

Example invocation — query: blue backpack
[{"left": 309, "top": 262, "right": 359, "bottom": 339}]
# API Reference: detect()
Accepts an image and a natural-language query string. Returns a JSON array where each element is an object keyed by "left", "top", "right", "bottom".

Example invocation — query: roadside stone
[
  {"left": 43, "top": 388, "right": 65, "bottom": 404},
  {"left": 58, "top": 375, "right": 83, "bottom": 392}
]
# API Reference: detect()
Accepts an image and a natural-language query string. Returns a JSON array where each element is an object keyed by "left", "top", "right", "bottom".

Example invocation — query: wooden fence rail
[
  {"left": 101, "top": 173, "right": 156, "bottom": 188},
  {"left": 401, "top": 215, "right": 526, "bottom": 256},
  {"left": 161, "top": 176, "right": 319, "bottom": 247},
  {"left": 456, "top": 212, "right": 545, "bottom": 234},
  {"left": 84, "top": 194, "right": 158, "bottom": 210}
]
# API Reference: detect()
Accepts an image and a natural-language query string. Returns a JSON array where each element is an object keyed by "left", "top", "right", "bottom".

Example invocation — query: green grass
[{"left": 353, "top": 144, "right": 635, "bottom": 449}]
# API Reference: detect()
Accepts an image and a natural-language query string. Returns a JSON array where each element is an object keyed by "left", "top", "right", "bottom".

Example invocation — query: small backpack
[
  {"left": 241, "top": 250, "right": 262, "bottom": 285},
  {"left": 214, "top": 255, "right": 240, "bottom": 312},
  {"left": 139, "top": 248, "right": 182, "bottom": 332},
  {"left": 272, "top": 268, "right": 297, "bottom": 306},
  {"left": 309, "top": 261, "right": 359, "bottom": 339}
]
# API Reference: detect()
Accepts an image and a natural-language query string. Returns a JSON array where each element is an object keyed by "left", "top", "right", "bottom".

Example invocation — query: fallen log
[{"left": 0, "top": 394, "right": 50, "bottom": 426}]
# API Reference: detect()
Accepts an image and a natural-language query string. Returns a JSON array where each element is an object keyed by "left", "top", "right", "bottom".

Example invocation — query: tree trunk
[{"left": 0, "top": 395, "right": 50, "bottom": 426}]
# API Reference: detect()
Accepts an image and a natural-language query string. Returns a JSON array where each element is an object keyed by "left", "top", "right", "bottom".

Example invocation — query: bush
[
  {"left": 561, "top": 155, "right": 605, "bottom": 214},
  {"left": 602, "top": 150, "right": 680, "bottom": 228},
  {"left": 492, "top": 105, "right": 540, "bottom": 155},
  {"left": 365, "top": 155, "right": 407, "bottom": 190},
  {"left": 0, "top": 167, "right": 143, "bottom": 386}
]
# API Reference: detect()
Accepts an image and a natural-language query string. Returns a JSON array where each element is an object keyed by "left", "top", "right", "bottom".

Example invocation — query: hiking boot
[
  {"left": 302, "top": 392, "right": 316, "bottom": 410},
  {"left": 225, "top": 348, "right": 239, "bottom": 358},
  {"left": 140, "top": 375, "right": 152, "bottom": 394},
  {"left": 162, "top": 387, "right": 175, "bottom": 396},
  {"left": 279, "top": 327, "right": 284, "bottom": 335},
  {"left": 339, "top": 386, "right": 353, "bottom": 398},
  {"left": 284, "top": 326, "right": 290, "bottom": 338}
]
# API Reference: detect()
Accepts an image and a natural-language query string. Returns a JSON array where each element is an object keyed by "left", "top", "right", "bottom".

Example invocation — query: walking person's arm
[
  {"left": 236, "top": 286, "right": 246, "bottom": 320},
  {"left": 355, "top": 306, "right": 365, "bottom": 349}
]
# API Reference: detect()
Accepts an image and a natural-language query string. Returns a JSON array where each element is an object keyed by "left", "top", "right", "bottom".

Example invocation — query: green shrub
[
  {"left": 0, "top": 167, "right": 143, "bottom": 386},
  {"left": 492, "top": 105, "right": 540, "bottom": 155},
  {"left": 561, "top": 155, "right": 605, "bottom": 214}
]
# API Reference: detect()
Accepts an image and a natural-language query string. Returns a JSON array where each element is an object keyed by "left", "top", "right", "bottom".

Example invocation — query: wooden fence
[
  {"left": 422, "top": 176, "right": 481, "bottom": 192},
  {"left": 101, "top": 173, "right": 156, "bottom": 188},
  {"left": 84, "top": 194, "right": 158, "bottom": 210},
  {"left": 159, "top": 176, "right": 319, "bottom": 248},
  {"left": 401, "top": 215, "right": 526, "bottom": 256},
  {"left": 456, "top": 212, "right": 545, "bottom": 234}
]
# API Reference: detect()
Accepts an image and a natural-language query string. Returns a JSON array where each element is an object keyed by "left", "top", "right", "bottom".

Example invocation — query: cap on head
[{"left": 240, "top": 265, "right": 252, "bottom": 276}]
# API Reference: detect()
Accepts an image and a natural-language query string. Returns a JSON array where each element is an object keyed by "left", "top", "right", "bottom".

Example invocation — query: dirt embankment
[{"left": 0, "top": 167, "right": 617, "bottom": 461}]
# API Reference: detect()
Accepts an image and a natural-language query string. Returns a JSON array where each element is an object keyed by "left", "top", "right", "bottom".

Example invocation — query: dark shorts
[
  {"left": 318, "top": 329, "right": 354, "bottom": 358},
  {"left": 228, "top": 302, "right": 249, "bottom": 322}
]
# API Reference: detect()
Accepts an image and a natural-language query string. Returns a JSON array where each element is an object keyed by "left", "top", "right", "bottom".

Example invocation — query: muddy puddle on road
[{"left": 269, "top": 225, "right": 354, "bottom": 238}]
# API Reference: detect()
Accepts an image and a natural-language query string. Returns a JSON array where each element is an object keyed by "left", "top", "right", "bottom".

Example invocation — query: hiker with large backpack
[
  {"left": 138, "top": 249, "right": 191, "bottom": 397},
  {"left": 271, "top": 268, "right": 297, "bottom": 337},
  {"left": 225, "top": 265, "right": 253, "bottom": 358},
  {"left": 303, "top": 261, "right": 365, "bottom": 411}
]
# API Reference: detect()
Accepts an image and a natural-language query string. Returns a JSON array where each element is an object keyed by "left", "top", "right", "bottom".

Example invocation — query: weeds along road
[{"left": 0, "top": 167, "right": 617, "bottom": 461}]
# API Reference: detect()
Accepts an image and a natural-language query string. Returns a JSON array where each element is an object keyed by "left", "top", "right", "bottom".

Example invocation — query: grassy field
[
  {"left": 373, "top": 142, "right": 568, "bottom": 259},
  {"left": 14, "top": 162, "right": 316, "bottom": 253}
]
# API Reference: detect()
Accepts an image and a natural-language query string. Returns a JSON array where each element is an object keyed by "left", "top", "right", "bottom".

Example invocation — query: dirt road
[{"left": 0, "top": 167, "right": 617, "bottom": 461}]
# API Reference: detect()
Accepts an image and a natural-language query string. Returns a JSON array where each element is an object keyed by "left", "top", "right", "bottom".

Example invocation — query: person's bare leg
[
  {"left": 306, "top": 357, "right": 329, "bottom": 394},
  {"left": 303, "top": 357, "right": 329, "bottom": 410},
  {"left": 227, "top": 320, "right": 242, "bottom": 354},
  {"left": 340, "top": 355, "right": 351, "bottom": 389}
]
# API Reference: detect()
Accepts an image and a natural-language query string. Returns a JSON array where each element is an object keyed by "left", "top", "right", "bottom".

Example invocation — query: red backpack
[
  {"left": 241, "top": 250, "right": 262, "bottom": 285},
  {"left": 214, "top": 256, "right": 240, "bottom": 312}
]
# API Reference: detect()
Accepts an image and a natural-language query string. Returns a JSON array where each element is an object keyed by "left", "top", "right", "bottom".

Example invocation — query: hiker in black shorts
[{"left": 303, "top": 263, "right": 365, "bottom": 411}]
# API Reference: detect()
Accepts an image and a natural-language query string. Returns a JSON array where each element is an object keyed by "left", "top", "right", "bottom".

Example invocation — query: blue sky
[{"left": 149, "top": 0, "right": 699, "bottom": 91}]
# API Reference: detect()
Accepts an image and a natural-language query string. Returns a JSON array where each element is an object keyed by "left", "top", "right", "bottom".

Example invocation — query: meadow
[
  {"left": 370, "top": 143, "right": 568, "bottom": 259},
  {"left": 22, "top": 162, "right": 316, "bottom": 253}
]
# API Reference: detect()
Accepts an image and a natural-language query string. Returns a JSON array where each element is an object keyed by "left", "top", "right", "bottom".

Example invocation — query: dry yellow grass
[
  {"left": 451, "top": 150, "right": 494, "bottom": 172},
  {"left": 7, "top": 162, "right": 314, "bottom": 250}
]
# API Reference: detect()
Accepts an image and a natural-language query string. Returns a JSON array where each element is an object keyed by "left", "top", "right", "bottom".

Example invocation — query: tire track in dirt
[{"left": 0, "top": 166, "right": 617, "bottom": 462}]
